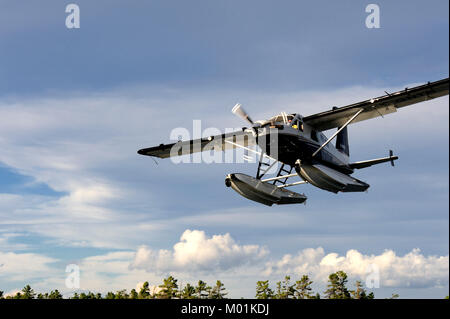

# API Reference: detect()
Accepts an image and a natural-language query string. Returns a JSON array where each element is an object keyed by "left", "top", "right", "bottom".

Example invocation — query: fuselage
[{"left": 254, "top": 115, "right": 353, "bottom": 175}]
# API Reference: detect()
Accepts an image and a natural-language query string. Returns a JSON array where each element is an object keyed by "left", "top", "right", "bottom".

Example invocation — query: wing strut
[
  {"left": 277, "top": 180, "right": 308, "bottom": 188},
  {"left": 261, "top": 173, "right": 298, "bottom": 182},
  {"left": 312, "top": 108, "right": 364, "bottom": 157}
]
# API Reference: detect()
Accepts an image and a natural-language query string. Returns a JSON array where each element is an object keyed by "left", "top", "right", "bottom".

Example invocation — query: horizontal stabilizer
[{"left": 350, "top": 152, "right": 398, "bottom": 169}]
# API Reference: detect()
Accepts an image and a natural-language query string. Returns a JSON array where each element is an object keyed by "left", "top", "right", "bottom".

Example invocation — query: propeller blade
[
  {"left": 232, "top": 103, "right": 254, "bottom": 125},
  {"left": 389, "top": 149, "right": 395, "bottom": 167}
]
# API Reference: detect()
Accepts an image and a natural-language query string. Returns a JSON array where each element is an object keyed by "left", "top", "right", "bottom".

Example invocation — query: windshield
[{"left": 268, "top": 113, "right": 295, "bottom": 124}]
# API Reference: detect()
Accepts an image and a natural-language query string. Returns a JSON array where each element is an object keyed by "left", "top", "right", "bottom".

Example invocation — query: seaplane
[{"left": 138, "top": 78, "right": 449, "bottom": 206}]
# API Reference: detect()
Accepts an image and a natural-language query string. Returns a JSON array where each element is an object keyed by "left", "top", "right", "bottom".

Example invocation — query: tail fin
[{"left": 336, "top": 126, "right": 349, "bottom": 156}]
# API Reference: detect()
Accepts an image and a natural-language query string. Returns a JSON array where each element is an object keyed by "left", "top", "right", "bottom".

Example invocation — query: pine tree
[
  {"left": 129, "top": 289, "right": 138, "bottom": 299},
  {"left": 181, "top": 284, "right": 196, "bottom": 299},
  {"left": 106, "top": 292, "right": 115, "bottom": 299},
  {"left": 87, "top": 292, "right": 97, "bottom": 299},
  {"left": 324, "top": 271, "right": 351, "bottom": 299},
  {"left": 79, "top": 292, "right": 88, "bottom": 299},
  {"left": 158, "top": 276, "right": 178, "bottom": 299},
  {"left": 255, "top": 280, "right": 274, "bottom": 299},
  {"left": 209, "top": 280, "right": 227, "bottom": 299},
  {"left": 294, "top": 275, "right": 314, "bottom": 299},
  {"left": 20, "top": 285, "right": 36, "bottom": 299},
  {"left": 115, "top": 289, "right": 129, "bottom": 299},
  {"left": 275, "top": 276, "right": 295, "bottom": 299},
  {"left": 350, "top": 281, "right": 374, "bottom": 299},
  {"left": 195, "top": 280, "right": 211, "bottom": 299},
  {"left": 48, "top": 290, "right": 63, "bottom": 299},
  {"left": 138, "top": 281, "right": 150, "bottom": 299}
]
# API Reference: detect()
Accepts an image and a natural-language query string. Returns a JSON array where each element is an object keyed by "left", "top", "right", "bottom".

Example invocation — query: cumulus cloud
[
  {"left": 131, "top": 229, "right": 268, "bottom": 273},
  {"left": 264, "top": 247, "right": 449, "bottom": 289},
  {"left": 0, "top": 229, "right": 447, "bottom": 297},
  {"left": 129, "top": 229, "right": 448, "bottom": 290}
]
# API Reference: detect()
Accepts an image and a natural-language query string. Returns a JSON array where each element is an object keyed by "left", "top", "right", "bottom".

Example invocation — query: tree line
[{"left": 0, "top": 270, "right": 403, "bottom": 299}]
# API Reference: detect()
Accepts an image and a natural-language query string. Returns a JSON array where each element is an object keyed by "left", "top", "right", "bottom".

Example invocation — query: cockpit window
[{"left": 269, "top": 114, "right": 294, "bottom": 124}]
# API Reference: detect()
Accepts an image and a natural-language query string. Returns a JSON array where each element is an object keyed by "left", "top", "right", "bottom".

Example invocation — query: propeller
[
  {"left": 232, "top": 103, "right": 254, "bottom": 125},
  {"left": 232, "top": 103, "right": 259, "bottom": 162},
  {"left": 389, "top": 149, "right": 395, "bottom": 167}
]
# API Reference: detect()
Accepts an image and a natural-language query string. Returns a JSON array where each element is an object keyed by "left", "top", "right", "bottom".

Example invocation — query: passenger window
[{"left": 311, "top": 130, "right": 318, "bottom": 142}]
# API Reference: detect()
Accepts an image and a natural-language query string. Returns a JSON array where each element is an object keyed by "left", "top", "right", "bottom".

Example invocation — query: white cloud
[
  {"left": 131, "top": 229, "right": 268, "bottom": 273},
  {"left": 0, "top": 229, "right": 447, "bottom": 297},
  {"left": 0, "top": 231, "right": 29, "bottom": 251},
  {"left": 264, "top": 247, "right": 449, "bottom": 289},
  {"left": 0, "top": 251, "right": 58, "bottom": 282}
]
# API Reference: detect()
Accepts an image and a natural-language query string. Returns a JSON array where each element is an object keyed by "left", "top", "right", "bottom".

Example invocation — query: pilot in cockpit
[{"left": 290, "top": 115, "right": 304, "bottom": 131}]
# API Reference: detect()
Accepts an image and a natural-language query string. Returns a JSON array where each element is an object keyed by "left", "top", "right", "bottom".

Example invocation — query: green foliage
[
  {"left": 115, "top": 289, "right": 129, "bottom": 299},
  {"left": 294, "top": 275, "right": 314, "bottom": 299},
  {"left": 105, "top": 292, "right": 115, "bottom": 299},
  {"left": 158, "top": 276, "right": 178, "bottom": 299},
  {"left": 129, "top": 289, "right": 138, "bottom": 299},
  {"left": 1, "top": 272, "right": 389, "bottom": 299},
  {"left": 73, "top": 291, "right": 101, "bottom": 299},
  {"left": 275, "top": 276, "right": 295, "bottom": 299},
  {"left": 48, "top": 290, "right": 63, "bottom": 299},
  {"left": 20, "top": 285, "right": 36, "bottom": 299},
  {"left": 180, "top": 283, "right": 196, "bottom": 299},
  {"left": 350, "top": 281, "right": 374, "bottom": 300},
  {"left": 138, "top": 281, "right": 151, "bottom": 299},
  {"left": 36, "top": 290, "right": 63, "bottom": 299},
  {"left": 209, "top": 280, "right": 227, "bottom": 299},
  {"left": 255, "top": 280, "right": 274, "bottom": 299},
  {"left": 195, "top": 280, "right": 211, "bottom": 299},
  {"left": 324, "top": 271, "right": 351, "bottom": 299},
  {"left": 255, "top": 272, "right": 378, "bottom": 300}
]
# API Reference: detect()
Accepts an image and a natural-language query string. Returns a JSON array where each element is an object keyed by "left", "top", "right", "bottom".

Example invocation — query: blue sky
[{"left": 0, "top": 0, "right": 448, "bottom": 298}]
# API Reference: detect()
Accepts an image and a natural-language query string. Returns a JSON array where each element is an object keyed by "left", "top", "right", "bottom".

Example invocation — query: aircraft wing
[
  {"left": 138, "top": 129, "right": 256, "bottom": 158},
  {"left": 303, "top": 78, "right": 449, "bottom": 131}
]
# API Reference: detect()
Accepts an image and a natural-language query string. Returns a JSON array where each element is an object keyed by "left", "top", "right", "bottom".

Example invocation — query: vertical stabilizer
[{"left": 336, "top": 126, "right": 349, "bottom": 156}]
